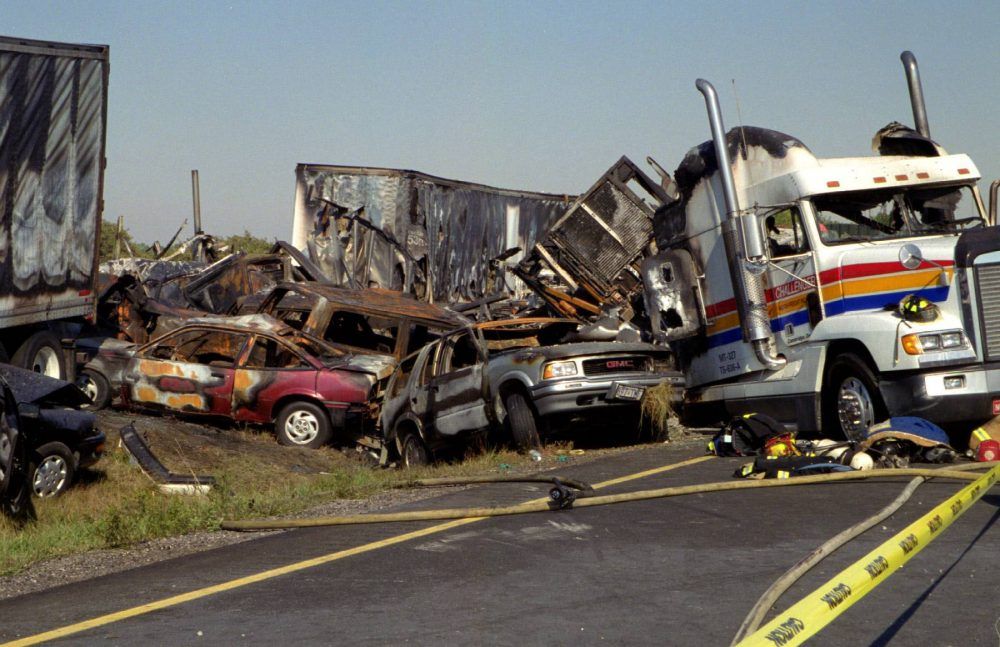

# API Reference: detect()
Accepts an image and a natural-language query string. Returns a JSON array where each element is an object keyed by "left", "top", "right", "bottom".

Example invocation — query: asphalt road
[{"left": 1, "top": 443, "right": 997, "bottom": 646}]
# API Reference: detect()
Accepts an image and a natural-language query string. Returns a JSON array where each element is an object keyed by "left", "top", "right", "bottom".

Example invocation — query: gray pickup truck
[{"left": 379, "top": 319, "right": 682, "bottom": 465}]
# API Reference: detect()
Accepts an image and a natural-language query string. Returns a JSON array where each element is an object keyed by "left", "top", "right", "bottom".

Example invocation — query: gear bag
[{"left": 708, "top": 413, "right": 786, "bottom": 457}]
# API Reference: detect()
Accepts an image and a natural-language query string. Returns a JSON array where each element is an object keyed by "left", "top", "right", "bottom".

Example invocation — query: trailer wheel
[
  {"left": 30, "top": 442, "right": 75, "bottom": 498},
  {"left": 505, "top": 391, "right": 541, "bottom": 451},
  {"left": 276, "top": 401, "right": 332, "bottom": 449},
  {"left": 12, "top": 331, "right": 65, "bottom": 379},
  {"left": 77, "top": 369, "right": 111, "bottom": 410},
  {"left": 822, "top": 353, "right": 886, "bottom": 442}
]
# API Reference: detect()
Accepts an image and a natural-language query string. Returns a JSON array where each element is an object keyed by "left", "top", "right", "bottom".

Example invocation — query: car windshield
[
  {"left": 284, "top": 331, "right": 344, "bottom": 360},
  {"left": 813, "top": 184, "right": 982, "bottom": 245}
]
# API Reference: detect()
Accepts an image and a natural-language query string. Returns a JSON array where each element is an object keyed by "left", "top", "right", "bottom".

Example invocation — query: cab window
[{"left": 765, "top": 208, "right": 809, "bottom": 258}]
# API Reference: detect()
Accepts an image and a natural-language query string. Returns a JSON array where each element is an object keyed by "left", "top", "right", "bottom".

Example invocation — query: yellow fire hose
[{"left": 220, "top": 462, "right": 997, "bottom": 532}]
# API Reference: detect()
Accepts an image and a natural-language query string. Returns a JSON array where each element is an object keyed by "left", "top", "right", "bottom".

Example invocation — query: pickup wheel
[
  {"left": 822, "top": 354, "right": 886, "bottom": 442},
  {"left": 276, "top": 401, "right": 332, "bottom": 449},
  {"left": 505, "top": 391, "right": 541, "bottom": 451},
  {"left": 400, "top": 431, "right": 430, "bottom": 467},
  {"left": 77, "top": 368, "right": 111, "bottom": 411},
  {"left": 12, "top": 331, "right": 65, "bottom": 379},
  {"left": 30, "top": 442, "right": 75, "bottom": 498}
]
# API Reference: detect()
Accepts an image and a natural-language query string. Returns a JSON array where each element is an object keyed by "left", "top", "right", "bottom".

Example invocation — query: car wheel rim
[
  {"left": 33, "top": 456, "right": 68, "bottom": 497},
  {"left": 77, "top": 375, "right": 99, "bottom": 403},
  {"left": 837, "top": 377, "right": 874, "bottom": 441},
  {"left": 284, "top": 410, "right": 319, "bottom": 444},
  {"left": 32, "top": 346, "right": 61, "bottom": 378}
]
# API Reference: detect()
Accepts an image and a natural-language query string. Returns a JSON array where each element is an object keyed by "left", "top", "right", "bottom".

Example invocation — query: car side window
[
  {"left": 244, "top": 337, "right": 306, "bottom": 369},
  {"left": 150, "top": 330, "right": 247, "bottom": 367},
  {"left": 390, "top": 354, "right": 418, "bottom": 398},
  {"left": 419, "top": 345, "right": 438, "bottom": 385},
  {"left": 440, "top": 332, "right": 481, "bottom": 373}
]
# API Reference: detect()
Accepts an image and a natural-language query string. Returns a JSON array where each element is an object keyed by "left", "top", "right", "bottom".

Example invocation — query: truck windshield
[{"left": 813, "top": 185, "right": 982, "bottom": 245}]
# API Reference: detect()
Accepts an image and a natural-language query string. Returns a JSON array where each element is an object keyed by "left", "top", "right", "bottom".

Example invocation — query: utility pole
[{"left": 191, "top": 169, "right": 204, "bottom": 262}]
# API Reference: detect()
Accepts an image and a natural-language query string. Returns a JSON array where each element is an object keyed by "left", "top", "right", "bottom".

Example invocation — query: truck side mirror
[{"left": 990, "top": 179, "right": 998, "bottom": 226}]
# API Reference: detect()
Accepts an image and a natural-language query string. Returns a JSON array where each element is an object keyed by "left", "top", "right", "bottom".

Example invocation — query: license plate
[{"left": 611, "top": 383, "right": 644, "bottom": 401}]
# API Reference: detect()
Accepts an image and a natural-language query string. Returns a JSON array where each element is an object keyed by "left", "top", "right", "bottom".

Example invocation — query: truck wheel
[
  {"left": 823, "top": 354, "right": 886, "bottom": 442},
  {"left": 12, "top": 331, "right": 65, "bottom": 379},
  {"left": 400, "top": 431, "right": 430, "bottom": 467},
  {"left": 505, "top": 392, "right": 541, "bottom": 451},
  {"left": 30, "top": 442, "right": 76, "bottom": 498},
  {"left": 77, "top": 369, "right": 111, "bottom": 410},
  {"left": 276, "top": 401, "right": 332, "bottom": 449}
]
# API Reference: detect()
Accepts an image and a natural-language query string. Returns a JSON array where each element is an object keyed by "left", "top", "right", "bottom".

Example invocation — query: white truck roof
[{"left": 746, "top": 153, "right": 980, "bottom": 205}]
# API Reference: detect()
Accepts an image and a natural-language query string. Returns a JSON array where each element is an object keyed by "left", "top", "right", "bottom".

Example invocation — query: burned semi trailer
[
  {"left": 291, "top": 164, "right": 572, "bottom": 304},
  {"left": 0, "top": 36, "right": 109, "bottom": 378}
]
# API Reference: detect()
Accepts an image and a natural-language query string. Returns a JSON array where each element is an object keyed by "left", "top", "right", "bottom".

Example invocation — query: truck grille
[
  {"left": 977, "top": 263, "right": 1000, "bottom": 360},
  {"left": 582, "top": 356, "right": 650, "bottom": 377}
]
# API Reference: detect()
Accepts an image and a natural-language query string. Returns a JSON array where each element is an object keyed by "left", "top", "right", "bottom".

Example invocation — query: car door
[
  {"left": 425, "top": 329, "right": 491, "bottom": 439},
  {"left": 763, "top": 206, "right": 822, "bottom": 346},
  {"left": 232, "top": 334, "right": 315, "bottom": 424},
  {"left": 126, "top": 328, "right": 248, "bottom": 417}
]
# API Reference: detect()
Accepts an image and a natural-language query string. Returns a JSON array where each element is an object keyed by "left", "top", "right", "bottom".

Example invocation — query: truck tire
[
  {"left": 11, "top": 331, "right": 65, "bottom": 379},
  {"left": 30, "top": 442, "right": 76, "bottom": 498},
  {"left": 822, "top": 353, "right": 886, "bottom": 442},
  {"left": 77, "top": 368, "right": 111, "bottom": 410},
  {"left": 505, "top": 391, "right": 541, "bottom": 451},
  {"left": 275, "top": 401, "right": 332, "bottom": 449}
]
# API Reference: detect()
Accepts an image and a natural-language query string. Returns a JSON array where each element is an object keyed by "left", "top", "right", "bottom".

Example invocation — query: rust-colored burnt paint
[
  {"left": 164, "top": 393, "right": 208, "bottom": 410},
  {"left": 232, "top": 369, "right": 280, "bottom": 422}
]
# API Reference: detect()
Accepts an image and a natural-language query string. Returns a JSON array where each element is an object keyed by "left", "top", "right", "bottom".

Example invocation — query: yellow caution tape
[{"left": 737, "top": 464, "right": 999, "bottom": 647}]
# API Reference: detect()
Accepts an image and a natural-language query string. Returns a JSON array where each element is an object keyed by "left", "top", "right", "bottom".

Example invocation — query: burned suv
[{"left": 379, "top": 319, "right": 681, "bottom": 464}]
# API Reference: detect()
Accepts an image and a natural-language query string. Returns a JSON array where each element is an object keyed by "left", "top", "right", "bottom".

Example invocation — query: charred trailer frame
[
  {"left": 291, "top": 164, "right": 572, "bottom": 304},
  {"left": 513, "top": 157, "right": 673, "bottom": 322}
]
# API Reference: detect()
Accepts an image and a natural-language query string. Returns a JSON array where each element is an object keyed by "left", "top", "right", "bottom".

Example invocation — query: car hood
[
  {"left": 0, "top": 364, "right": 90, "bottom": 408},
  {"left": 322, "top": 353, "right": 397, "bottom": 380},
  {"left": 498, "top": 342, "right": 668, "bottom": 362}
]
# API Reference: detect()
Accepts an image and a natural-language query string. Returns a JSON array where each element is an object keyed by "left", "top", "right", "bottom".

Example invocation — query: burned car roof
[{"left": 266, "top": 282, "right": 467, "bottom": 329}]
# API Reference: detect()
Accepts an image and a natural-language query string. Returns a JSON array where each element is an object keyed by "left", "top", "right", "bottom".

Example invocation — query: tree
[
  {"left": 99, "top": 219, "right": 152, "bottom": 262},
  {"left": 220, "top": 231, "right": 275, "bottom": 255}
]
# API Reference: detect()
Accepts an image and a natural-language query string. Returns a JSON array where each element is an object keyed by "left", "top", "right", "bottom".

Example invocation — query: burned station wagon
[
  {"left": 379, "top": 319, "right": 682, "bottom": 465},
  {"left": 120, "top": 315, "right": 391, "bottom": 448}
]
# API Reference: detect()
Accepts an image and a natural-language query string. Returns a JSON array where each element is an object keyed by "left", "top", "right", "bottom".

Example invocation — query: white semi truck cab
[{"left": 647, "top": 52, "right": 998, "bottom": 440}]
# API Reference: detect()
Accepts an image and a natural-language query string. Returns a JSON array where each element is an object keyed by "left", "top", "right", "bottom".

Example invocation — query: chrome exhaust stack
[
  {"left": 900, "top": 51, "right": 931, "bottom": 138},
  {"left": 695, "top": 79, "right": 785, "bottom": 371}
]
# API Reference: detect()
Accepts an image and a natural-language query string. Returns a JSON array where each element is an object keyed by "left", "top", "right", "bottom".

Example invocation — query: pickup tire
[
  {"left": 400, "top": 431, "right": 430, "bottom": 467},
  {"left": 276, "top": 401, "right": 332, "bottom": 449},
  {"left": 505, "top": 391, "right": 541, "bottom": 451},
  {"left": 12, "top": 331, "right": 64, "bottom": 379},
  {"left": 822, "top": 353, "right": 886, "bottom": 442},
  {"left": 77, "top": 368, "right": 111, "bottom": 411},
  {"left": 30, "top": 441, "right": 75, "bottom": 498}
]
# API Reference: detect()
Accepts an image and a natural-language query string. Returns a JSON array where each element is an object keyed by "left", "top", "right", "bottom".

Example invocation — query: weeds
[
  {"left": 0, "top": 441, "right": 530, "bottom": 576},
  {"left": 641, "top": 381, "right": 674, "bottom": 440}
]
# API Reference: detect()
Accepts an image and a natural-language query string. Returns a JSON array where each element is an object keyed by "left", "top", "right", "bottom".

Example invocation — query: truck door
[
  {"left": 426, "top": 329, "right": 491, "bottom": 439},
  {"left": 763, "top": 207, "right": 821, "bottom": 345}
]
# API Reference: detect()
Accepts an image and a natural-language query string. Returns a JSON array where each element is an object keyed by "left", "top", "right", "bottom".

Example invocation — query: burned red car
[{"left": 120, "top": 315, "right": 393, "bottom": 448}]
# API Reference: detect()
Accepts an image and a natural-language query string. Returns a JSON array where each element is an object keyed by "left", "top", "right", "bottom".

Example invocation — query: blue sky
[{"left": 4, "top": 1, "right": 998, "bottom": 243}]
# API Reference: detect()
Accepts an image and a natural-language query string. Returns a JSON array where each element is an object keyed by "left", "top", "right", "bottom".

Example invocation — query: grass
[
  {"left": 0, "top": 440, "right": 532, "bottom": 577},
  {"left": 641, "top": 380, "right": 674, "bottom": 440}
]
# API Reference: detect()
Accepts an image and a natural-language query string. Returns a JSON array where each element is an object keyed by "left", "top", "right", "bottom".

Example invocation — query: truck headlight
[
  {"left": 542, "top": 361, "right": 577, "bottom": 379},
  {"left": 901, "top": 330, "right": 968, "bottom": 355}
]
